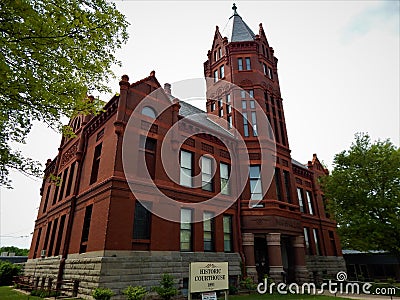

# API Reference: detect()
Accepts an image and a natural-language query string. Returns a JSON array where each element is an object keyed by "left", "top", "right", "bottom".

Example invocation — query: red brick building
[{"left": 25, "top": 5, "right": 345, "bottom": 298}]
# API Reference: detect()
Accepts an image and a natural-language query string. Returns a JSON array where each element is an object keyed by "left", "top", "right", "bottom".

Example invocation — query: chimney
[{"left": 164, "top": 83, "right": 171, "bottom": 95}]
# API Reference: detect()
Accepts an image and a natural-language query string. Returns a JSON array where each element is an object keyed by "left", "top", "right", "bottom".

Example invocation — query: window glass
[
  {"left": 238, "top": 58, "right": 243, "bottom": 71},
  {"left": 220, "top": 163, "right": 230, "bottom": 195},
  {"left": 245, "top": 57, "right": 251, "bottom": 70},
  {"left": 180, "top": 150, "right": 193, "bottom": 187},
  {"left": 142, "top": 106, "right": 156, "bottom": 118},
  {"left": 202, "top": 156, "right": 213, "bottom": 191}
]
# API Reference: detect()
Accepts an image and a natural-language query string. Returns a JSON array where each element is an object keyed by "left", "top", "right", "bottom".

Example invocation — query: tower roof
[{"left": 222, "top": 3, "right": 256, "bottom": 42}]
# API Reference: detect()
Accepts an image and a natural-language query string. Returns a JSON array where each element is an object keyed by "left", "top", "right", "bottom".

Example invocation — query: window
[
  {"left": 240, "top": 90, "right": 246, "bottom": 99},
  {"left": 201, "top": 156, "right": 213, "bottom": 192},
  {"left": 274, "top": 118, "right": 280, "bottom": 143},
  {"left": 180, "top": 209, "right": 193, "bottom": 251},
  {"left": 54, "top": 215, "right": 65, "bottom": 256},
  {"left": 275, "top": 168, "right": 282, "bottom": 201},
  {"left": 226, "top": 94, "right": 231, "bottom": 103},
  {"left": 210, "top": 102, "right": 215, "bottom": 111},
  {"left": 140, "top": 136, "right": 157, "bottom": 179},
  {"left": 297, "top": 188, "right": 305, "bottom": 213},
  {"left": 65, "top": 162, "right": 75, "bottom": 197},
  {"left": 214, "top": 70, "right": 218, "bottom": 82},
  {"left": 220, "top": 163, "right": 230, "bottom": 195},
  {"left": 249, "top": 100, "right": 255, "bottom": 109},
  {"left": 227, "top": 116, "right": 232, "bottom": 129},
  {"left": 313, "top": 229, "right": 321, "bottom": 255},
  {"left": 283, "top": 170, "right": 291, "bottom": 203},
  {"left": 262, "top": 45, "right": 265, "bottom": 56},
  {"left": 42, "top": 185, "right": 50, "bottom": 213},
  {"left": 218, "top": 47, "right": 222, "bottom": 59},
  {"left": 219, "top": 65, "right": 224, "bottom": 78},
  {"left": 52, "top": 180, "right": 59, "bottom": 205},
  {"left": 33, "top": 228, "right": 42, "bottom": 258},
  {"left": 251, "top": 112, "right": 258, "bottom": 136},
  {"left": 248, "top": 90, "right": 254, "bottom": 98},
  {"left": 249, "top": 165, "right": 262, "bottom": 201},
  {"left": 90, "top": 143, "right": 102, "bottom": 185},
  {"left": 142, "top": 106, "right": 156, "bottom": 118},
  {"left": 43, "top": 221, "right": 52, "bottom": 255},
  {"left": 306, "top": 191, "right": 314, "bottom": 215},
  {"left": 245, "top": 57, "right": 251, "bottom": 70},
  {"left": 219, "top": 108, "right": 223, "bottom": 117},
  {"left": 238, "top": 58, "right": 243, "bottom": 71},
  {"left": 280, "top": 121, "right": 286, "bottom": 146},
  {"left": 58, "top": 167, "right": 68, "bottom": 201},
  {"left": 263, "top": 63, "right": 267, "bottom": 75},
  {"left": 80, "top": 205, "right": 93, "bottom": 253},
  {"left": 180, "top": 150, "right": 193, "bottom": 187},
  {"left": 304, "top": 227, "right": 311, "bottom": 255},
  {"left": 241, "top": 100, "right": 247, "bottom": 109},
  {"left": 227, "top": 104, "right": 231, "bottom": 114},
  {"left": 268, "top": 67, "right": 273, "bottom": 79},
  {"left": 47, "top": 218, "right": 58, "bottom": 257},
  {"left": 243, "top": 112, "right": 249, "bottom": 137},
  {"left": 223, "top": 215, "right": 233, "bottom": 252},
  {"left": 218, "top": 98, "right": 222, "bottom": 108},
  {"left": 133, "top": 201, "right": 152, "bottom": 239},
  {"left": 203, "top": 212, "right": 215, "bottom": 252},
  {"left": 214, "top": 51, "right": 217, "bottom": 62}
]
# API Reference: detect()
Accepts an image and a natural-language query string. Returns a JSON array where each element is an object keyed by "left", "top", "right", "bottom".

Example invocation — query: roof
[
  {"left": 292, "top": 158, "right": 307, "bottom": 169},
  {"left": 222, "top": 4, "right": 256, "bottom": 42},
  {"left": 178, "top": 101, "right": 234, "bottom": 137}
]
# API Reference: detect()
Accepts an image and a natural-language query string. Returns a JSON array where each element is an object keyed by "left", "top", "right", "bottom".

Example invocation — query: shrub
[
  {"left": 30, "top": 289, "right": 60, "bottom": 298},
  {"left": 229, "top": 285, "right": 238, "bottom": 295},
  {"left": 0, "top": 261, "right": 21, "bottom": 286},
  {"left": 123, "top": 285, "right": 147, "bottom": 300},
  {"left": 152, "top": 273, "right": 178, "bottom": 300},
  {"left": 92, "top": 287, "right": 114, "bottom": 300},
  {"left": 240, "top": 277, "right": 257, "bottom": 290}
]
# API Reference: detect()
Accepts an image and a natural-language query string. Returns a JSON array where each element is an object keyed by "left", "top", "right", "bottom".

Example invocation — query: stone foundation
[
  {"left": 306, "top": 255, "right": 346, "bottom": 284},
  {"left": 25, "top": 251, "right": 242, "bottom": 299}
]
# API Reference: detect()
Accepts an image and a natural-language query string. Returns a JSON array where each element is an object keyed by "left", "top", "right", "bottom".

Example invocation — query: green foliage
[
  {"left": 0, "top": 261, "right": 22, "bottom": 286},
  {"left": 123, "top": 285, "right": 147, "bottom": 300},
  {"left": 229, "top": 285, "right": 238, "bottom": 295},
  {"left": 152, "top": 274, "right": 178, "bottom": 300},
  {"left": 30, "top": 289, "right": 60, "bottom": 298},
  {"left": 0, "top": 246, "right": 29, "bottom": 256},
  {"left": 92, "top": 287, "right": 114, "bottom": 300},
  {"left": 320, "top": 133, "right": 400, "bottom": 257},
  {"left": 240, "top": 277, "right": 257, "bottom": 290},
  {"left": 0, "top": 0, "right": 129, "bottom": 187}
]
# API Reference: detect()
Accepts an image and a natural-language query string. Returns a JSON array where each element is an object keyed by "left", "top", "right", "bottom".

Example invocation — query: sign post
[{"left": 189, "top": 262, "right": 229, "bottom": 300}]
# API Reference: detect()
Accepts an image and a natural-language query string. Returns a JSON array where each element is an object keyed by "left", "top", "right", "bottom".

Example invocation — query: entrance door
[
  {"left": 281, "top": 236, "right": 295, "bottom": 283},
  {"left": 254, "top": 237, "right": 269, "bottom": 282}
]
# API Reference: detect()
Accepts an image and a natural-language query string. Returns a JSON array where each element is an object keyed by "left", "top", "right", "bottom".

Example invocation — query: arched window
[{"left": 141, "top": 106, "right": 156, "bottom": 118}]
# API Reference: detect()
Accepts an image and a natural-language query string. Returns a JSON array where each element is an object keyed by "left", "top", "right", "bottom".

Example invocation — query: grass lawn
[
  {"left": 0, "top": 286, "right": 81, "bottom": 300},
  {"left": 0, "top": 286, "right": 42, "bottom": 300}
]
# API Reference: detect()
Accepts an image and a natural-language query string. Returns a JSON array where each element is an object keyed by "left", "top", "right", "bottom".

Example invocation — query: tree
[
  {"left": 152, "top": 274, "right": 178, "bottom": 300},
  {"left": 0, "top": 246, "right": 29, "bottom": 256},
  {"left": 320, "top": 133, "right": 400, "bottom": 257},
  {"left": 0, "top": 0, "right": 129, "bottom": 187}
]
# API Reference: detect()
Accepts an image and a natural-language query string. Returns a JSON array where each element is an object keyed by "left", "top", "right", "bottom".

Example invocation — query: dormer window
[
  {"left": 142, "top": 106, "right": 156, "bottom": 118},
  {"left": 218, "top": 47, "right": 222, "bottom": 59}
]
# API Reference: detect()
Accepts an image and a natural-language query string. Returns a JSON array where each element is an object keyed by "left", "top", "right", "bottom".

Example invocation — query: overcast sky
[{"left": 0, "top": 1, "right": 398, "bottom": 249}]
